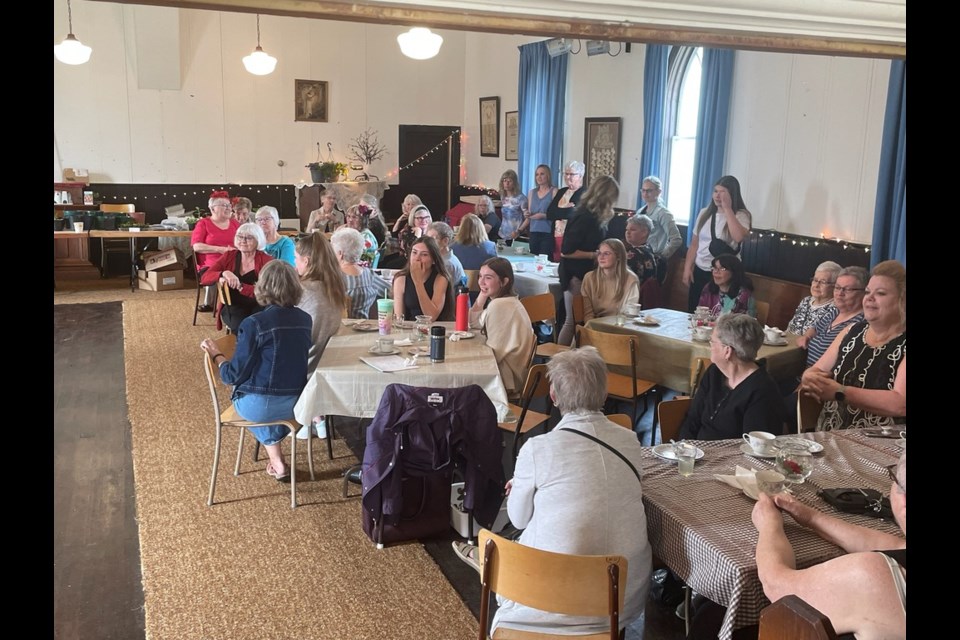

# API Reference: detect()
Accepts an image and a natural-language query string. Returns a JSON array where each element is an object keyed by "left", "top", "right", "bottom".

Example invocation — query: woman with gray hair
[
  {"left": 679, "top": 313, "right": 785, "bottom": 440},
  {"left": 330, "top": 227, "right": 390, "bottom": 319},
  {"left": 231, "top": 196, "right": 254, "bottom": 224},
  {"left": 797, "top": 265, "right": 867, "bottom": 367},
  {"left": 454, "top": 345, "right": 652, "bottom": 636},
  {"left": 475, "top": 195, "right": 501, "bottom": 240},
  {"left": 426, "top": 221, "right": 466, "bottom": 286},
  {"left": 255, "top": 206, "right": 295, "bottom": 266},
  {"left": 200, "top": 222, "right": 274, "bottom": 333},
  {"left": 192, "top": 190, "right": 241, "bottom": 310},
  {"left": 636, "top": 176, "right": 682, "bottom": 262},
  {"left": 624, "top": 213, "right": 664, "bottom": 308},
  {"left": 786, "top": 260, "right": 841, "bottom": 335},
  {"left": 546, "top": 160, "right": 586, "bottom": 261}
]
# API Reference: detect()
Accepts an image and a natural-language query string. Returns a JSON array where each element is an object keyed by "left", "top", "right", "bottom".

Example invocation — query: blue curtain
[
  {"left": 637, "top": 44, "right": 670, "bottom": 209},
  {"left": 517, "top": 41, "right": 568, "bottom": 194},
  {"left": 871, "top": 60, "right": 906, "bottom": 266},
  {"left": 687, "top": 48, "right": 735, "bottom": 242}
]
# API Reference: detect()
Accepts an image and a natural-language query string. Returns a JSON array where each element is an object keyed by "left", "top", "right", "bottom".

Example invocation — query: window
[{"left": 662, "top": 47, "right": 703, "bottom": 224}]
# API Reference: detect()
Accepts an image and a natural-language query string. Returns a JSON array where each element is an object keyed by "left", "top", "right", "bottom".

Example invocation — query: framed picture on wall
[
  {"left": 479, "top": 96, "right": 501, "bottom": 157},
  {"left": 295, "top": 79, "right": 329, "bottom": 123},
  {"left": 505, "top": 111, "right": 519, "bottom": 161},
  {"left": 583, "top": 117, "right": 622, "bottom": 186}
]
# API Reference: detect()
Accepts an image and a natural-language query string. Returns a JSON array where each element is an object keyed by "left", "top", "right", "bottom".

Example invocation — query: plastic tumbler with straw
[{"left": 377, "top": 290, "right": 393, "bottom": 335}]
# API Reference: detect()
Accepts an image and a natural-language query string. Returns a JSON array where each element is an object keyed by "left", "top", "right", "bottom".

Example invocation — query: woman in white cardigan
[
  {"left": 580, "top": 238, "right": 640, "bottom": 321},
  {"left": 469, "top": 257, "right": 536, "bottom": 396}
]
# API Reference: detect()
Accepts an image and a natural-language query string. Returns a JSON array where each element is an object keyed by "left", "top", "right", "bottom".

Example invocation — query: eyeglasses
[
  {"left": 236, "top": 234, "right": 255, "bottom": 241},
  {"left": 597, "top": 251, "right": 615, "bottom": 257},
  {"left": 886, "top": 464, "right": 904, "bottom": 492},
  {"left": 254, "top": 217, "right": 273, "bottom": 223},
  {"left": 835, "top": 286, "right": 864, "bottom": 295},
  {"left": 640, "top": 188, "right": 659, "bottom": 194},
  {"left": 415, "top": 216, "right": 431, "bottom": 221},
  {"left": 711, "top": 266, "right": 729, "bottom": 273},
  {"left": 811, "top": 278, "right": 835, "bottom": 286},
  {"left": 563, "top": 172, "right": 579, "bottom": 177}
]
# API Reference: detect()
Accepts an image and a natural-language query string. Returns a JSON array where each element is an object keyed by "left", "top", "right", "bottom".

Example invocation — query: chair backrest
[
  {"left": 690, "top": 357, "right": 712, "bottom": 395},
  {"left": 510, "top": 363, "right": 552, "bottom": 458},
  {"left": 607, "top": 414, "right": 634, "bottom": 430},
  {"left": 758, "top": 595, "right": 839, "bottom": 640},
  {"left": 755, "top": 300, "right": 770, "bottom": 326},
  {"left": 203, "top": 334, "right": 238, "bottom": 420},
  {"left": 477, "top": 529, "right": 626, "bottom": 640},
  {"left": 520, "top": 292, "right": 556, "bottom": 324},
  {"left": 370, "top": 251, "right": 381, "bottom": 270},
  {"left": 797, "top": 393, "right": 823, "bottom": 433},
  {"left": 101, "top": 203, "right": 136, "bottom": 213},
  {"left": 657, "top": 397, "right": 691, "bottom": 443},
  {"left": 572, "top": 293, "right": 585, "bottom": 325},
  {"left": 576, "top": 326, "right": 638, "bottom": 369},
  {"left": 217, "top": 280, "right": 232, "bottom": 306},
  {"left": 343, "top": 295, "right": 352, "bottom": 319},
  {"left": 464, "top": 269, "right": 481, "bottom": 293}
]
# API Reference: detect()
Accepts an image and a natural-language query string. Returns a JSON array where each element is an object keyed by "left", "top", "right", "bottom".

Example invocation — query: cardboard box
[
  {"left": 143, "top": 248, "right": 187, "bottom": 272},
  {"left": 62, "top": 168, "right": 90, "bottom": 184},
  {"left": 138, "top": 269, "right": 184, "bottom": 291},
  {"left": 450, "top": 482, "right": 509, "bottom": 538}
]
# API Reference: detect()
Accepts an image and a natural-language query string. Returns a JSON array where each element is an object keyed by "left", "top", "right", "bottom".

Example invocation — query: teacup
[
  {"left": 376, "top": 338, "right": 395, "bottom": 353},
  {"left": 693, "top": 325, "right": 712, "bottom": 341},
  {"left": 544, "top": 267, "right": 556, "bottom": 277},
  {"left": 626, "top": 302, "right": 643, "bottom": 316},
  {"left": 515, "top": 263, "right": 526, "bottom": 272},
  {"left": 535, "top": 254, "right": 549, "bottom": 264},
  {"left": 764, "top": 328, "right": 782, "bottom": 343},
  {"left": 743, "top": 430, "right": 777, "bottom": 454},
  {"left": 517, "top": 246, "right": 528, "bottom": 255},
  {"left": 755, "top": 470, "right": 786, "bottom": 495},
  {"left": 880, "top": 425, "right": 896, "bottom": 436}
]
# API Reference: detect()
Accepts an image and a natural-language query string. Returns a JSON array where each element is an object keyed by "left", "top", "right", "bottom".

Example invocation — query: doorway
[{"left": 394, "top": 125, "right": 461, "bottom": 221}]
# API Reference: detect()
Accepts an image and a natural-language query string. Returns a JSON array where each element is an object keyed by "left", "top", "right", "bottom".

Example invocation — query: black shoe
[
  {"left": 345, "top": 466, "right": 362, "bottom": 485},
  {"left": 197, "top": 304, "right": 214, "bottom": 313}
]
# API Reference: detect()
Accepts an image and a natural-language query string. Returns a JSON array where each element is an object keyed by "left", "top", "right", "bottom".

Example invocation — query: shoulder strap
[
  {"left": 710, "top": 210, "right": 719, "bottom": 240},
  {"left": 558, "top": 428, "right": 641, "bottom": 484}
]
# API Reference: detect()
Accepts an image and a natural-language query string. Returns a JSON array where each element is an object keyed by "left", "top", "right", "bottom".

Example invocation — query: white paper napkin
[
  {"left": 393, "top": 337, "right": 415, "bottom": 346},
  {"left": 714, "top": 465, "right": 761, "bottom": 500},
  {"left": 763, "top": 325, "right": 785, "bottom": 335},
  {"left": 449, "top": 331, "right": 473, "bottom": 342}
]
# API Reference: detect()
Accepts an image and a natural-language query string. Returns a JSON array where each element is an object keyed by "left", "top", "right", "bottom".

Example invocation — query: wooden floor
[{"left": 53, "top": 302, "right": 146, "bottom": 640}]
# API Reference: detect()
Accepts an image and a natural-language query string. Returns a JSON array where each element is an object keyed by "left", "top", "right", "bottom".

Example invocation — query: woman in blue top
[
  {"left": 698, "top": 254, "right": 756, "bottom": 317},
  {"left": 255, "top": 206, "right": 295, "bottom": 265},
  {"left": 451, "top": 213, "right": 497, "bottom": 270},
  {"left": 520, "top": 164, "right": 558, "bottom": 257},
  {"left": 200, "top": 261, "right": 313, "bottom": 481},
  {"left": 497, "top": 169, "right": 527, "bottom": 244}
]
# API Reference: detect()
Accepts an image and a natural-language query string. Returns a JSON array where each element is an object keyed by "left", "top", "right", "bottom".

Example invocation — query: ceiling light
[
  {"left": 242, "top": 15, "right": 277, "bottom": 75},
  {"left": 54, "top": 0, "right": 92, "bottom": 65},
  {"left": 545, "top": 38, "right": 573, "bottom": 58},
  {"left": 397, "top": 28, "right": 443, "bottom": 60},
  {"left": 586, "top": 40, "right": 611, "bottom": 56}
]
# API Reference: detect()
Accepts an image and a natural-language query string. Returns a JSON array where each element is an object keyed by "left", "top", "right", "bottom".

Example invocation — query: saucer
[
  {"left": 774, "top": 436, "right": 824, "bottom": 454},
  {"left": 633, "top": 316, "right": 660, "bottom": 326},
  {"left": 652, "top": 444, "right": 705, "bottom": 462},
  {"left": 449, "top": 331, "right": 475, "bottom": 340},
  {"left": 368, "top": 345, "right": 400, "bottom": 356},
  {"left": 740, "top": 443, "right": 777, "bottom": 459},
  {"left": 763, "top": 338, "right": 788, "bottom": 346},
  {"left": 351, "top": 322, "right": 379, "bottom": 332},
  {"left": 407, "top": 346, "right": 429, "bottom": 355}
]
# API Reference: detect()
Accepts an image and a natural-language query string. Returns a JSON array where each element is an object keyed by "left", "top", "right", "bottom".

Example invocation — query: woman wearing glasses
[
  {"left": 546, "top": 160, "right": 585, "bottom": 261},
  {"left": 580, "top": 239, "right": 639, "bottom": 322},
  {"left": 192, "top": 191, "right": 241, "bottom": 311},
  {"left": 200, "top": 223, "right": 274, "bottom": 332},
  {"left": 343, "top": 204, "right": 379, "bottom": 266},
  {"left": 697, "top": 254, "right": 756, "bottom": 317},
  {"left": 636, "top": 176, "right": 682, "bottom": 270},
  {"left": 787, "top": 261, "right": 841, "bottom": 335},
  {"left": 305, "top": 190, "right": 343, "bottom": 234},
  {"left": 796, "top": 266, "right": 867, "bottom": 367},
  {"left": 254, "top": 206, "right": 295, "bottom": 266},
  {"left": 801, "top": 260, "right": 906, "bottom": 431}
]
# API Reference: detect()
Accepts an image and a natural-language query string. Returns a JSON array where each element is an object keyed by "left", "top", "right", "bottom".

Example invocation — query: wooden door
[{"left": 394, "top": 125, "right": 461, "bottom": 222}]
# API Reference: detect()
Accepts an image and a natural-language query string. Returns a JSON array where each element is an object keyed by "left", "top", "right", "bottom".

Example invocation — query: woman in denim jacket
[{"left": 201, "top": 261, "right": 313, "bottom": 481}]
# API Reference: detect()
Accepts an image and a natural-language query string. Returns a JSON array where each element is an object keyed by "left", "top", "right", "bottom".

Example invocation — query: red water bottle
[{"left": 455, "top": 285, "right": 469, "bottom": 332}]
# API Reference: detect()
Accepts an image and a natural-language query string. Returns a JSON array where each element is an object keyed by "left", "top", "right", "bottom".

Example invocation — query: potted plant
[
  {"left": 348, "top": 128, "right": 388, "bottom": 181},
  {"left": 184, "top": 215, "right": 199, "bottom": 230},
  {"left": 306, "top": 160, "right": 348, "bottom": 183}
]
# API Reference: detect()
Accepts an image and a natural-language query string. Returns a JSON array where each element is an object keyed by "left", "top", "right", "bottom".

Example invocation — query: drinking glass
[
  {"left": 775, "top": 444, "right": 813, "bottom": 484},
  {"left": 414, "top": 315, "right": 432, "bottom": 342},
  {"left": 675, "top": 443, "right": 697, "bottom": 477}
]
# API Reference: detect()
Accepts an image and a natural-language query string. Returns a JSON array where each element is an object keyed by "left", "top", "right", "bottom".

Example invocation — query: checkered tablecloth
[{"left": 640, "top": 430, "right": 904, "bottom": 639}]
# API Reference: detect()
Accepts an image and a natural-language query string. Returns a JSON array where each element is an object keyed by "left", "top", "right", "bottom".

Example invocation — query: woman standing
[
  {"left": 496, "top": 169, "right": 528, "bottom": 244},
  {"left": 329, "top": 228, "right": 390, "bottom": 320},
  {"left": 698, "top": 254, "right": 756, "bottom": 317},
  {"left": 192, "top": 190, "right": 240, "bottom": 311},
  {"left": 200, "top": 261, "right": 312, "bottom": 481},
  {"left": 580, "top": 239, "right": 640, "bottom": 321},
  {"left": 305, "top": 190, "right": 343, "bottom": 233},
  {"left": 451, "top": 214, "right": 498, "bottom": 270},
  {"left": 255, "top": 206, "right": 295, "bottom": 266},
  {"left": 521, "top": 165, "right": 557, "bottom": 256},
  {"left": 801, "top": 260, "right": 906, "bottom": 431},
  {"left": 556, "top": 175, "right": 618, "bottom": 345},
  {"left": 546, "top": 160, "right": 585, "bottom": 262},
  {"left": 636, "top": 176, "right": 682, "bottom": 269},
  {"left": 683, "top": 176, "right": 752, "bottom": 312},
  {"left": 468, "top": 257, "right": 536, "bottom": 396},
  {"left": 200, "top": 222, "right": 274, "bottom": 333},
  {"left": 393, "top": 236, "right": 454, "bottom": 321}
]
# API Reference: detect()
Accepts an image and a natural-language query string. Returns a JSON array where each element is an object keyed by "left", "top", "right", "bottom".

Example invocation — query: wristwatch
[{"left": 834, "top": 385, "right": 846, "bottom": 402}]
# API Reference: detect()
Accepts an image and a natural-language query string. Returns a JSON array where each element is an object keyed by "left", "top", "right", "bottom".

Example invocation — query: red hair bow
[{"left": 210, "top": 189, "right": 230, "bottom": 199}]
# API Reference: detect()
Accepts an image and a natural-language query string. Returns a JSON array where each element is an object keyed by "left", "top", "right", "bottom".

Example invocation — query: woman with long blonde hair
[
  {"left": 581, "top": 239, "right": 639, "bottom": 321},
  {"left": 294, "top": 233, "right": 347, "bottom": 375},
  {"left": 451, "top": 213, "right": 497, "bottom": 270}
]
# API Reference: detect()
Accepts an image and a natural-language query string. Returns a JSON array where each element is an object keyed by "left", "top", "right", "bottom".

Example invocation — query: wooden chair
[
  {"left": 758, "top": 595, "right": 839, "bottom": 640},
  {"left": 478, "top": 529, "right": 627, "bottom": 640},
  {"left": 99, "top": 203, "right": 136, "bottom": 277},
  {"left": 689, "top": 357, "right": 712, "bottom": 396},
  {"left": 520, "top": 293, "right": 570, "bottom": 361},
  {"left": 755, "top": 300, "right": 770, "bottom": 326},
  {"left": 465, "top": 269, "right": 481, "bottom": 293},
  {"left": 202, "top": 334, "right": 314, "bottom": 509},
  {"left": 572, "top": 293, "right": 585, "bottom": 326},
  {"left": 607, "top": 414, "right": 635, "bottom": 430},
  {"left": 657, "top": 397, "right": 692, "bottom": 444},
  {"left": 576, "top": 326, "right": 659, "bottom": 432},
  {"left": 501, "top": 364, "right": 553, "bottom": 459},
  {"left": 797, "top": 393, "right": 823, "bottom": 433}
]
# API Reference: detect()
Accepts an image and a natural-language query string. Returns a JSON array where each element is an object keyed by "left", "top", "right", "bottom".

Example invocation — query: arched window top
[{"left": 663, "top": 46, "right": 703, "bottom": 223}]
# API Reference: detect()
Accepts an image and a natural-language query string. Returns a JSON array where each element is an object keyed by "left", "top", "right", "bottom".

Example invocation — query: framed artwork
[
  {"left": 583, "top": 117, "right": 622, "bottom": 186},
  {"left": 504, "top": 111, "right": 519, "bottom": 161},
  {"left": 295, "top": 79, "right": 329, "bottom": 122},
  {"left": 479, "top": 96, "right": 501, "bottom": 157}
]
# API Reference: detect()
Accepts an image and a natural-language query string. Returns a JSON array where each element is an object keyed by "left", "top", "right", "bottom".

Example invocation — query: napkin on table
[
  {"left": 449, "top": 331, "right": 472, "bottom": 342},
  {"left": 714, "top": 465, "right": 761, "bottom": 500},
  {"left": 393, "top": 337, "right": 414, "bottom": 346}
]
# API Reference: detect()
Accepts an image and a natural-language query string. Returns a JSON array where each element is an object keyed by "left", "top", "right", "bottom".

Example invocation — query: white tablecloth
[
  {"left": 294, "top": 322, "right": 510, "bottom": 424},
  {"left": 497, "top": 247, "right": 561, "bottom": 301}
]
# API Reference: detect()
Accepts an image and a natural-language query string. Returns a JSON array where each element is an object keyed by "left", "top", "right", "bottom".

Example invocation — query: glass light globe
[
  {"left": 397, "top": 28, "right": 443, "bottom": 60},
  {"left": 54, "top": 34, "right": 92, "bottom": 65},
  {"left": 242, "top": 47, "right": 277, "bottom": 75}
]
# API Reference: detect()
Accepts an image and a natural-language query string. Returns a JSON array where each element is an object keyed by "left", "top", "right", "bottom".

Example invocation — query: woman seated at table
[
  {"left": 294, "top": 233, "right": 348, "bottom": 375},
  {"left": 469, "top": 258, "right": 536, "bottom": 396},
  {"left": 305, "top": 190, "right": 343, "bottom": 233},
  {"left": 475, "top": 195, "right": 501, "bottom": 240},
  {"left": 330, "top": 227, "right": 390, "bottom": 320},
  {"left": 800, "top": 260, "right": 906, "bottom": 431},
  {"left": 231, "top": 196, "right": 254, "bottom": 224},
  {"left": 343, "top": 204, "right": 379, "bottom": 266},
  {"left": 624, "top": 213, "right": 664, "bottom": 309},
  {"left": 797, "top": 266, "right": 867, "bottom": 367},
  {"left": 679, "top": 314, "right": 785, "bottom": 440},
  {"left": 391, "top": 193, "right": 422, "bottom": 236},
  {"left": 580, "top": 239, "right": 639, "bottom": 322},
  {"left": 426, "top": 222, "right": 466, "bottom": 287},
  {"left": 786, "top": 261, "right": 840, "bottom": 335},
  {"left": 201, "top": 223, "right": 273, "bottom": 333},
  {"left": 698, "top": 254, "right": 756, "bottom": 318},
  {"left": 393, "top": 236, "right": 454, "bottom": 322},
  {"left": 451, "top": 213, "right": 497, "bottom": 270},
  {"left": 192, "top": 190, "right": 240, "bottom": 311},
  {"left": 254, "top": 206, "right": 295, "bottom": 266},
  {"left": 359, "top": 194, "right": 389, "bottom": 249},
  {"left": 200, "top": 261, "right": 312, "bottom": 481}
]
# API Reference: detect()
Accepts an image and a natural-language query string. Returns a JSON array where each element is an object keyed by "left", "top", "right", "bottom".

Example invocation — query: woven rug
[{"left": 121, "top": 295, "right": 478, "bottom": 640}]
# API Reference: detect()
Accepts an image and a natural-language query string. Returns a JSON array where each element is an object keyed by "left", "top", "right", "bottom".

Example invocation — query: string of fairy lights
[{"left": 752, "top": 229, "right": 870, "bottom": 254}]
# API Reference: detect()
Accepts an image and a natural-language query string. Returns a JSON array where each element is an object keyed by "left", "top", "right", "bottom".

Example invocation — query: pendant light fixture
[
  {"left": 54, "top": 0, "right": 92, "bottom": 65},
  {"left": 242, "top": 14, "right": 277, "bottom": 76},
  {"left": 397, "top": 27, "right": 443, "bottom": 60}
]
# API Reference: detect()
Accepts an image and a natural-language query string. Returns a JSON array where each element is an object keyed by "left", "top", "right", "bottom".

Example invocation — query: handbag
[
  {"left": 708, "top": 212, "right": 737, "bottom": 258},
  {"left": 817, "top": 487, "right": 893, "bottom": 519}
]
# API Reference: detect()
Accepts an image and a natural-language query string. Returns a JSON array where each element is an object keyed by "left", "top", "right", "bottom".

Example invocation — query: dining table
[
  {"left": 587, "top": 308, "right": 806, "bottom": 393},
  {"left": 294, "top": 321, "right": 511, "bottom": 427},
  {"left": 496, "top": 243, "right": 562, "bottom": 301},
  {"left": 640, "top": 429, "right": 904, "bottom": 640}
]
